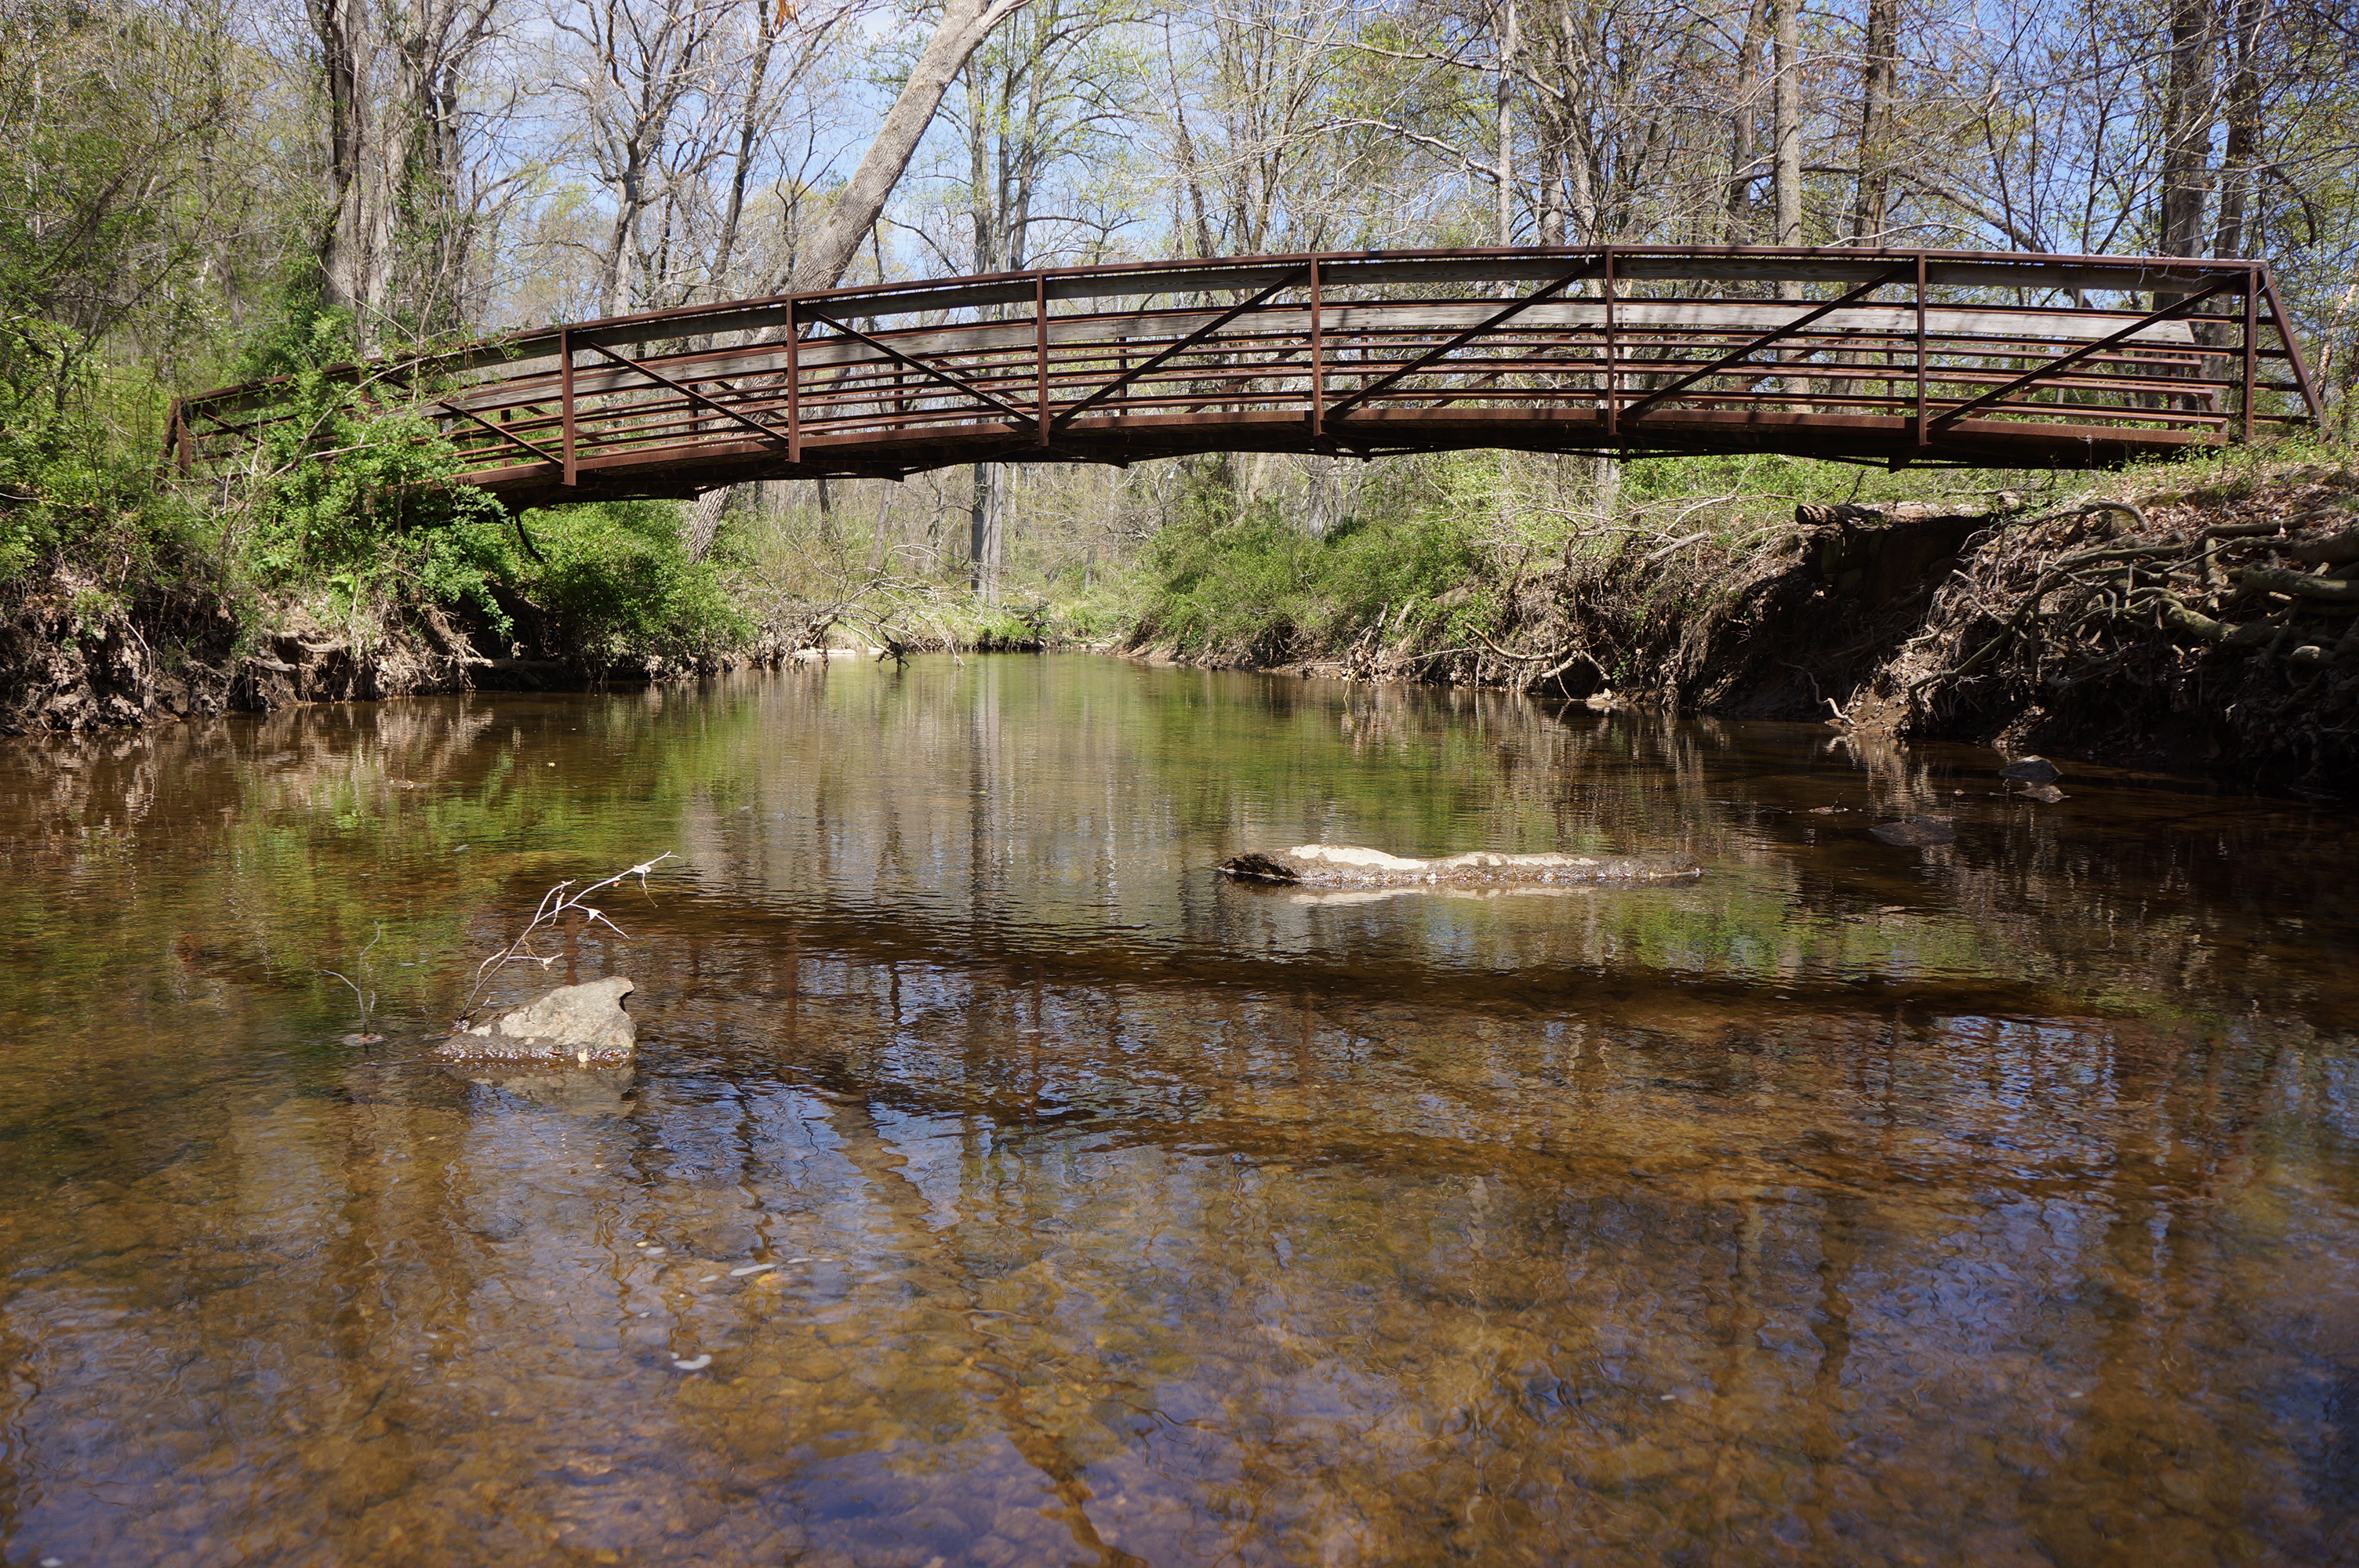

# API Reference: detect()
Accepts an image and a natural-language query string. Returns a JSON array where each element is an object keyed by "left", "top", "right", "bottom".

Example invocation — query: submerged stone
[
  {"left": 1216, "top": 844, "right": 1702, "bottom": 887},
  {"left": 435, "top": 976, "right": 637, "bottom": 1062},
  {"left": 1870, "top": 818, "right": 1957, "bottom": 847}
]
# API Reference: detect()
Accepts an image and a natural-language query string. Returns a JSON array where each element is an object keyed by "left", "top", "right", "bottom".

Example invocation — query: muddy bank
[
  {"left": 1145, "top": 461, "right": 2359, "bottom": 801},
  {"left": 0, "top": 565, "right": 787, "bottom": 735}
]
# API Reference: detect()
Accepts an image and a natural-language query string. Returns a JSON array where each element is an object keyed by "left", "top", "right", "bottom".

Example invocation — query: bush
[
  {"left": 1134, "top": 473, "right": 1484, "bottom": 661},
  {"left": 512, "top": 500, "right": 751, "bottom": 667}
]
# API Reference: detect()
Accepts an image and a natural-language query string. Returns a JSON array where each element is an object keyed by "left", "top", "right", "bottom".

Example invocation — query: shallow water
[{"left": 2, "top": 655, "right": 2356, "bottom": 1566}]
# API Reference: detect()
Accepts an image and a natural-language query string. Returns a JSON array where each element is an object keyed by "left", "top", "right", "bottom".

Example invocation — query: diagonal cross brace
[
  {"left": 576, "top": 339, "right": 791, "bottom": 451},
  {"left": 1325, "top": 259, "right": 1606, "bottom": 422},
  {"left": 1928, "top": 276, "right": 2241, "bottom": 427},
  {"left": 438, "top": 398, "right": 564, "bottom": 468},
  {"left": 1052, "top": 268, "right": 1307, "bottom": 430},
  {"left": 800, "top": 307, "right": 1037, "bottom": 429},
  {"left": 1617, "top": 266, "right": 1914, "bottom": 424}
]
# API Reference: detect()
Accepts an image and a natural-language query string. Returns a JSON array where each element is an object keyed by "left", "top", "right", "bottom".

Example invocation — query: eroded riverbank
[{"left": 2, "top": 658, "right": 2355, "bottom": 1564}]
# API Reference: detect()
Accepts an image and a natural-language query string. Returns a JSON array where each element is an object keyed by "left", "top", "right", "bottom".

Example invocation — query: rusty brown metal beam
[
  {"left": 799, "top": 306, "right": 1036, "bottom": 427},
  {"left": 1928, "top": 276, "right": 2241, "bottom": 429},
  {"left": 1617, "top": 265, "right": 1914, "bottom": 424},
  {"left": 1052, "top": 268, "right": 1308, "bottom": 430},
  {"left": 573, "top": 338, "right": 791, "bottom": 451},
  {"left": 438, "top": 397, "right": 564, "bottom": 468},
  {"left": 1324, "top": 258, "right": 1606, "bottom": 421}
]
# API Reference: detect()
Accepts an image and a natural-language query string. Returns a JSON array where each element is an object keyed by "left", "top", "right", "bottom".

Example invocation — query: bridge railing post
[
  {"left": 1602, "top": 246, "right": 1618, "bottom": 442},
  {"left": 560, "top": 326, "right": 576, "bottom": 487},
  {"left": 1913, "top": 253, "right": 1928, "bottom": 456},
  {"left": 1308, "top": 256, "right": 1324, "bottom": 441},
  {"left": 1035, "top": 274, "right": 1050, "bottom": 447},
  {"left": 2241, "top": 265, "right": 2257, "bottom": 444},
  {"left": 786, "top": 300, "right": 801, "bottom": 464}
]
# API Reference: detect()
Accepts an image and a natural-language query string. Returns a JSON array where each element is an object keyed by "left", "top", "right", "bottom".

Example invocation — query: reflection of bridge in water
[{"left": 173, "top": 246, "right": 2322, "bottom": 506}]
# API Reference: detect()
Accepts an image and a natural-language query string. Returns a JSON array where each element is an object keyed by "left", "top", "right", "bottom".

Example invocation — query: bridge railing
[{"left": 169, "top": 248, "right": 2322, "bottom": 505}]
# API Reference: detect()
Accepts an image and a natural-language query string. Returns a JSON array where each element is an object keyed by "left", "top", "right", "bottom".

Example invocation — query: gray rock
[
  {"left": 2016, "top": 782, "right": 2067, "bottom": 804},
  {"left": 1870, "top": 818, "right": 1956, "bottom": 847},
  {"left": 435, "top": 976, "right": 637, "bottom": 1062},
  {"left": 1997, "top": 757, "right": 2060, "bottom": 785},
  {"left": 1216, "top": 844, "right": 1702, "bottom": 887}
]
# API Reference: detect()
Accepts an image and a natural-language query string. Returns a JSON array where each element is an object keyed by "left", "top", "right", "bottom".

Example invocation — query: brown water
[{"left": 2, "top": 656, "right": 2356, "bottom": 1567}]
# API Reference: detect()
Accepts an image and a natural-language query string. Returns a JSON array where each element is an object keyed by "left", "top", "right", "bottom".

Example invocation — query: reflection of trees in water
[
  {"left": 2, "top": 662, "right": 2357, "bottom": 1559},
  {"left": 620, "top": 925, "right": 2354, "bottom": 1560}
]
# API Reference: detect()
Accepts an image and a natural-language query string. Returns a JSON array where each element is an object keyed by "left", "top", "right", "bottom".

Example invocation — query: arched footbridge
[{"left": 172, "top": 247, "right": 2323, "bottom": 506}]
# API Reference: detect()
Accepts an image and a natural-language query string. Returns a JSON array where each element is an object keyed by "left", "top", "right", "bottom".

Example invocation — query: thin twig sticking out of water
[
  {"left": 457, "top": 854, "right": 678, "bottom": 1023},
  {"left": 322, "top": 923, "right": 383, "bottom": 1024}
]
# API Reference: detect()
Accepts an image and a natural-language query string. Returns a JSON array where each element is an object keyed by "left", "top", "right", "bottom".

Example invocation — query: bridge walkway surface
[{"left": 171, "top": 246, "right": 2324, "bottom": 506}]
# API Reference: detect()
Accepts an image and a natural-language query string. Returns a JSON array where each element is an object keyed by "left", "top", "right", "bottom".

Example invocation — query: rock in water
[
  {"left": 435, "top": 976, "right": 638, "bottom": 1062},
  {"left": 1216, "top": 844, "right": 1701, "bottom": 887},
  {"left": 2016, "top": 782, "right": 2066, "bottom": 804},
  {"left": 1997, "top": 757, "right": 2060, "bottom": 785},
  {"left": 1869, "top": 818, "right": 1956, "bottom": 847}
]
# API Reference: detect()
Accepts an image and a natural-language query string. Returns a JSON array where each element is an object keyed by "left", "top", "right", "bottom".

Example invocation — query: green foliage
[
  {"left": 237, "top": 318, "right": 515, "bottom": 635},
  {"left": 1135, "top": 468, "right": 1482, "bottom": 660},
  {"left": 0, "top": 318, "right": 191, "bottom": 588},
  {"left": 512, "top": 501, "right": 751, "bottom": 666}
]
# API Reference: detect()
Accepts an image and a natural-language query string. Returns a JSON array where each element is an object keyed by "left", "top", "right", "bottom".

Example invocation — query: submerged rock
[
  {"left": 435, "top": 976, "right": 637, "bottom": 1062},
  {"left": 1217, "top": 844, "right": 1702, "bottom": 887},
  {"left": 2016, "top": 782, "right": 2067, "bottom": 804},
  {"left": 453, "top": 1063, "right": 634, "bottom": 1112},
  {"left": 1870, "top": 818, "right": 1956, "bottom": 847}
]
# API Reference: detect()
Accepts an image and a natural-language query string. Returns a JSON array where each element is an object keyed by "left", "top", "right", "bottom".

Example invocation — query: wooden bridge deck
[{"left": 170, "top": 247, "right": 2322, "bottom": 506}]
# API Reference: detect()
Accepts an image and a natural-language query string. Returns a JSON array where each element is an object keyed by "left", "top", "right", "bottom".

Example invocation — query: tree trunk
[
  {"left": 1771, "top": 0, "right": 1802, "bottom": 297},
  {"left": 311, "top": 0, "right": 369, "bottom": 320},
  {"left": 1726, "top": 0, "right": 1768, "bottom": 245},
  {"left": 2157, "top": 0, "right": 2214, "bottom": 260},
  {"left": 2212, "top": 0, "right": 2263, "bottom": 259},
  {"left": 787, "top": 0, "right": 1031, "bottom": 294},
  {"left": 685, "top": 486, "right": 729, "bottom": 562},
  {"left": 969, "top": 462, "right": 1002, "bottom": 601},
  {"left": 712, "top": 5, "right": 782, "bottom": 298},
  {"left": 312, "top": 0, "right": 413, "bottom": 340},
  {"left": 1496, "top": 0, "right": 1518, "bottom": 246},
  {"left": 1847, "top": 0, "right": 1896, "bottom": 245}
]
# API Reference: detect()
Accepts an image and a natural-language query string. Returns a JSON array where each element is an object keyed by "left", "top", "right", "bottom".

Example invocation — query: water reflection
[{"left": 0, "top": 658, "right": 2354, "bottom": 1565}]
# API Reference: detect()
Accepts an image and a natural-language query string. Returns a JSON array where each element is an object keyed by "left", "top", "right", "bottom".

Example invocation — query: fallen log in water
[{"left": 1217, "top": 844, "right": 1703, "bottom": 887}]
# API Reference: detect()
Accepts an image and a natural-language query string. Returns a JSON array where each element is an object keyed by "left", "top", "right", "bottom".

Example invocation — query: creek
[{"left": 2, "top": 655, "right": 2355, "bottom": 1565}]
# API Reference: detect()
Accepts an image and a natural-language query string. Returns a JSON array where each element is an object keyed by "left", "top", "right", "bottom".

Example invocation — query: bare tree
[
  {"left": 311, "top": 0, "right": 511, "bottom": 344},
  {"left": 787, "top": 0, "right": 1032, "bottom": 293}
]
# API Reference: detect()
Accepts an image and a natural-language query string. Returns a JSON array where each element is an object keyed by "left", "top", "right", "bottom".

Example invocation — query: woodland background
[{"left": 5, "top": 0, "right": 2358, "bottom": 672}]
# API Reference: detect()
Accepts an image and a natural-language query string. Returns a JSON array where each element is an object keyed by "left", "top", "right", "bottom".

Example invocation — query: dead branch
[{"left": 459, "top": 853, "right": 678, "bottom": 1022}]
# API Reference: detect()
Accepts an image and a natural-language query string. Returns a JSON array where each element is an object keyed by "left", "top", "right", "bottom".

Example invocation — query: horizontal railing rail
[{"left": 169, "top": 246, "right": 2324, "bottom": 506}]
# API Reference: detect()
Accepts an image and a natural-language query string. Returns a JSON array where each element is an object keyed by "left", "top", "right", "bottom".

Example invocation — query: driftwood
[{"left": 1217, "top": 844, "right": 1702, "bottom": 887}]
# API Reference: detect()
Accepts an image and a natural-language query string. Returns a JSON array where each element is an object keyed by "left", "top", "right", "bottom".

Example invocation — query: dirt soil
[
  {"left": 0, "top": 569, "right": 649, "bottom": 735},
  {"left": 1241, "top": 461, "right": 2359, "bottom": 801}
]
